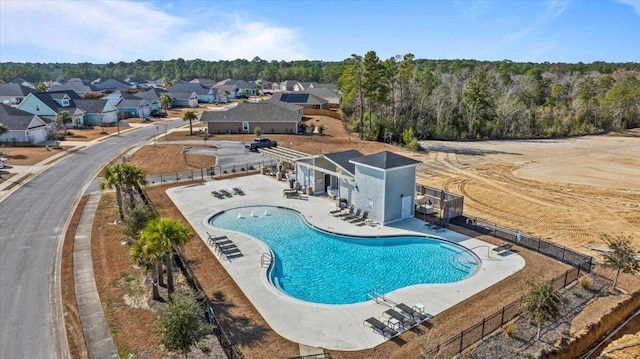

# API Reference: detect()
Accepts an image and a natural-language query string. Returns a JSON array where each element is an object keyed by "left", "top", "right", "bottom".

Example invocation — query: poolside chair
[
  {"left": 396, "top": 303, "right": 428, "bottom": 324},
  {"left": 211, "top": 191, "right": 224, "bottom": 199},
  {"left": 384, "top": 308, "right": 414, "bottom": 329},
  {"left": 350, "top": 211, "right": 369, "bottom": 224},
  {"left": 233, "top": 187, "right": 245, "bottom": 195},
  {"left": 329, "top": 202, "right": 347, "bottom": 215},
  {"left": 335, "top": 206, "right": 354, "bottom": 218},
  {"left": 364, "top": 317, "right": 399, "bottom": 338},
  {"left": 343, "top": 208, "right": 361, "bottom": 221}
]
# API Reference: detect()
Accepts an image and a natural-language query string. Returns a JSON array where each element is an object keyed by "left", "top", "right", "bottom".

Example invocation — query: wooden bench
[{"left": 492, "top": 243, "right": 513, "bottom": 253}]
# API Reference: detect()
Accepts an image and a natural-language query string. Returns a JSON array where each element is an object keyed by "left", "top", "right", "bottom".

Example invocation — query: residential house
[
  {"left": 213, "top": 79, "right": 257, "bottom": 99},
  {"left": 0, "top": 104, "right": 50, "bottom": 144},
  {"left": 102, "top": 91, "right": 151, "bottom": 118},
  {"left": 189, "top": 78, "right": 216, "bottom": 87},
  {"left": 50, "top": 78, "right": 101, "bottom": 96},
  {"left": 18, "top": 91, "right": 86, "bottom": 129},
  {"left": 0, "top": 83, "right": 37, "bottom": 105},
  {"left": 254, "top": 79, "right": 273, "bottom": 93},
  {"left": 92, "top": 78, "right": 132, "bottom": 91},
  {"left": 307, "top": 87, "right": 342, "bottom": 108},
  {"left": 167, "top": 83, "right": 216, "bottom": 103},
  {"left": 267, "top": 92, "right": 328, "bottom": 110},
  {"left": 11, "top": 77, "right": 35, "bottom": 89},
  {"left": 124, "top": 76, "right": 152, "bottom": 89},
  {"left": 136, "top": 88, "right": 173, "bottom": 111},
  {"left": 169, "top": 91, "right": 198, "bottom": 108},
  {"left": 200, "top": 102, "right": 302, "bottom": 134},
  {"left": 293, "top": 150, "right": 421, "bottom": 224},
  {"left": 307, "top": 82, "right": 339, "bottom": 92},
  {"left": 279, "top": 80, "right": 301, "bottom": 91},
  {"left": 73, "top": 98, "right": 118, "bottom": 125}
]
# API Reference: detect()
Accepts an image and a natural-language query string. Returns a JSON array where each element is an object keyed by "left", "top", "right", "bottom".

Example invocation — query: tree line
[
  {"left": 338, "top": 51, "right": 640, "bottom": 142},
  {"left": 1, "top": 55, "right": 639, "bottom": 141}
]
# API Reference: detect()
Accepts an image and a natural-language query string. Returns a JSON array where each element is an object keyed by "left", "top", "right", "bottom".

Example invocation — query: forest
[{"left": 1, "top": 55, "right": 639, "bottom": 142}]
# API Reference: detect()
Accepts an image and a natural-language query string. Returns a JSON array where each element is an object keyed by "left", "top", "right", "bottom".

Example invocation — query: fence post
[
  {"left": 160, "top": 173, "right": 163, "bottom": 182},
  {"left": 562, "top": 246, "right": 566, "bottom": 262},
  {"left": 459, "top": 331, "right": 464, "bottom": 353},
  {"left": 501, "top": 307, "right": 505, "bottom": 326},
  {"left": 481, "top": 318, "right": 485, "bottom": 339},
  {"left": 564, "top": 271, "right": 568, "bottom": 287},
  {"left": 537, "top": 238, "right": 541, "bottom": 252},
  {"left": 176, "top": 172, "right": 179, "bottom": 181}
]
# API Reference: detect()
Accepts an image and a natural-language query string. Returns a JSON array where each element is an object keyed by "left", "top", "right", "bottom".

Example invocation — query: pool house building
[{"left": 262, "top": 148, "right": 422, "bottom": 225}]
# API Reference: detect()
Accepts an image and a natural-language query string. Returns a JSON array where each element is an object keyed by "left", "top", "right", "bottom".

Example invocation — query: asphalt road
[{"left": 0, "top": 120, "right": 187, "bottom": 358}]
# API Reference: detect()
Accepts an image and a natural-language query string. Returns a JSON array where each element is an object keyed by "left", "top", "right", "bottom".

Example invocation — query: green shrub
[
  {"left": 406, "top": 138, "right": 421, "bottom": 151},
  {"left": 254, "top": 126, "right": 262, "bottom": 136}
]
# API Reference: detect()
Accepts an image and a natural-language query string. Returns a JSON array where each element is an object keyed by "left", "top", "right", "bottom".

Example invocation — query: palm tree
[
  {"left": 34, "top": 82, "right": 47, "bottom": 92},
  {"left": 140, "top": 218, "right": 192, "bottom": 294},
  {"left": 159, "top": 93, "right": 172, "bottom": 111},
  {"left": 183, "top": 110, "right": 197, "bottom": 136},
  {"left": 99, "top": 164, "right": 125, "bottom": 221},
  {"left": 602, "top": 235, "right": 639, "bottom": 291},
  {"left": 56, "top": 110, "right": 73, "bottom": 135},
  {"left": 119, "top": 163, "right": 148, "bottom": 208},
  {"left": 130, "top": 238, "right": 165, "bottom": 300}
]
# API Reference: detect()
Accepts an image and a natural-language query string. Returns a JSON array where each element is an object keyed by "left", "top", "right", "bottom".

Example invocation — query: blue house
[{"left": 18, "top": 91, "right": 86, "bottom": 128}]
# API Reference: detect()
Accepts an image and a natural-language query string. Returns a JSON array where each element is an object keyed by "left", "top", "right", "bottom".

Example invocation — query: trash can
[{"left": 289, "top": 178, "right": 295, "bottom": 189}]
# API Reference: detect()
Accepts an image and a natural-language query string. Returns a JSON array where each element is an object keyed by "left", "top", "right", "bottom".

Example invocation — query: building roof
[
  {"left": 268, "top": 92, "right": 328, "bottom": 106},
  {"left": 324, "top": 149, "right": 364, "bottom": 176},
  {"left": 136, "top": 87, "right": 173, "bottom": 101},
  {"left": 0, "top": 104, "right": 38, "bottom": 130},
  {"left": 309, "top": 82, "right": 338, "bottom": 92},
  {"left": 74, "top": 99, "right": 112, "bottom": 114},
  {"left": 92, "top": 78, "right": 131, "bottom": 90},
  {"left": 307, "top": 87, "right": 341, "bottom": 102},
  {"left": 350, "top": 151, "right": 422, "bottom": 170},
  {"left": 50, "top": 78, "right": 100, "bottom": 95},
  {"left": 200, "top": 102, "right": 302, "bottom": 123},
  {"left": 170, "top": 91, "right": 198, "bottom": 101},
  {"left": 189, "top": 78, "right": 216, "bottom": 87},
  {"left": 167, "top": 83, "right": 212, "bottom": 96},
  {"left": 0, "top": 83, "right": 37, "bottom": 97}
]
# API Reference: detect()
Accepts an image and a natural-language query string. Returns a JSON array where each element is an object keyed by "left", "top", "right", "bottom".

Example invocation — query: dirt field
[
  {"left": 72, "top": 114, "right": 640, "bottom": 358},
  {"left": 0, "top": 146, "right": 69, "bottom": 165}
]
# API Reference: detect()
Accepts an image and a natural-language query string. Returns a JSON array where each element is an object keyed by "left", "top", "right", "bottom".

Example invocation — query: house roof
[
  {"left": 268, "top": 92, "right": 328, "bottom": 106},
  {"left": 189, "top": 78, "right": 216, "bottom": 87},
  {"left": 309, "top": 82, "right": 338, "bottom": 92},
  {"left": 350, "top": 151, "right": 422, "bottom": 170},
  {"left": 137, "top": 88, "right": 173, "bottom": 101},
  {"left": 124, "top": 76, "right": 149, "bottom": 85},
  {"left": 0, "top": 104, "right": 38, "bottom": 130},
  {"left": 200, "top": 102, "right": 302, "bottom": 123},
  {"left": 167, "top": 83, "right": 212, "bottom": 96},
  {"left": 0, "top": 83, "right": 37, "bottom": 97},
  {"left": 324, "top": 149, "right": 364, "bottom": 176},
  {"left": 50, "top": 78, "right": 100, "bottom": 95},
  {"left": 307, "top": 87, "right": 341, "bottom": 102},
  {"left": 215, "top": 79, "right": 256, "bottom": 89},
  {"left": 92, "top": 78, "right": 131, "bottom": 90},
  {"left": 170, "top": 91, "right": 198, "bottom": 101},
  {"left": 74, "top": 99, "right": 112, "bottom": 114}
]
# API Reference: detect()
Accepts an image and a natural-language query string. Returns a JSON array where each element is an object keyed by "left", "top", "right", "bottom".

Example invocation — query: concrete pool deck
[{"left": 166, "top": 175, "right": 525, "bottom": 351}]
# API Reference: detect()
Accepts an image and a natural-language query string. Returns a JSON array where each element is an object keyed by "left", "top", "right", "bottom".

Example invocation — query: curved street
[{"left": 0, "top": 120, "right": 186, "bottom": 358}]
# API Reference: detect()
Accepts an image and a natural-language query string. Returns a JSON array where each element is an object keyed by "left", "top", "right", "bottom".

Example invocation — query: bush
[
  {"left": 254, "top": 126, "right": 262, "bottom": 136},
  {"left": 578, "top": 276, "right": 591, "bottom": 290},
  {"left": 406, "top": 138, "right": 421, "bottom": 151},
  {"left": 505, "top": 322, "right": 516, "bottom": 338}
]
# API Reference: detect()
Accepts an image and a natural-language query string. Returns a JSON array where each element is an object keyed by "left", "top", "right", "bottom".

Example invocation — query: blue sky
[{"left": 1, "top": 0, "right": 639, "bottom": 64}]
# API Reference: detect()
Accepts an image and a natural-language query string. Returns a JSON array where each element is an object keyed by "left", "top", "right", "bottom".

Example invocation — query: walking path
[{"left": 73, "top": 192, "right": 118, "bottom": 358}]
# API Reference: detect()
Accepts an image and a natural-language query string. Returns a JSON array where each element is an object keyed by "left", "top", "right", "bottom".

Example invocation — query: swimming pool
[{"left": 209, "top": 206, "right": 479, "bottom": 305}]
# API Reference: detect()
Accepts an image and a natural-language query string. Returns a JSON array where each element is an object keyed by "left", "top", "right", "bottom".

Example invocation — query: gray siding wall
[
  {"left": 383, "top": 167, "right": 416, "bottom": 224},
  {"left": 206, "top": 121, "right": 297, "bottom": 134},
  {"left": 353, "top": 165, "right": 385, "bottom": 224}
]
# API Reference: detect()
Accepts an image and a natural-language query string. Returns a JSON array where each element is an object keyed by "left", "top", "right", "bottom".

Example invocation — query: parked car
[
  {"left": 244, "top": 138, "right": 278, "bottom": 151},
  {"left": 151, "top": 109, "right": 167, "bottom": 118}
]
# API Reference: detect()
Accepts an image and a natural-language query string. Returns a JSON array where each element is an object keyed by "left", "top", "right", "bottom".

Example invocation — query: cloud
[
  {"left": 544, "top": 0, "right": 570, "bottom": 19},
  {"left": 616, "top": 0, "right": 640, "bottom": 16},
  {"left": 0, "top": 0, "right": 308, "bottom": 62}
]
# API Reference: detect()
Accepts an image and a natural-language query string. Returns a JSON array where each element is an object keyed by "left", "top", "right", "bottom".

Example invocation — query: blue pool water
[{"left": 209, "top": 206, "right": 479, "bottom": 305}]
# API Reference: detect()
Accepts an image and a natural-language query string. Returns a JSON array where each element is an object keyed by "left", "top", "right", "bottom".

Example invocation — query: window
[
  {"left": 62, "top": 99, "right": 69, "bottom": 106},
  {"left": 35, "top": 104, "right": 40, "bottom": 111},
  {"left": 242, "top": 121, "right": 249, "bottom": 132}
]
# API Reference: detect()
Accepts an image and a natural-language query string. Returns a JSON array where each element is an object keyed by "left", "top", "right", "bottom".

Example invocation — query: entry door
[{"left": 401, "top": 195, "right": 413, "bottom": 219}]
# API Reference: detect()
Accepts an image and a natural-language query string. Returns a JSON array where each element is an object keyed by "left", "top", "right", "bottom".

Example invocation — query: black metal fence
[
  {"left": 174, "top": 249, "right": 245, "bottom": 359},
  {"left": 449, "top": 215, "right": 594, "bottom": 273},
  {"left": 421, "top": 266, "right": 582, "bottom": 358},
  {"left": 146, "top": 159, "right": 276, "bottom": 185}
]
